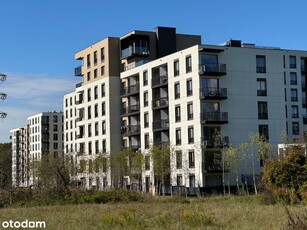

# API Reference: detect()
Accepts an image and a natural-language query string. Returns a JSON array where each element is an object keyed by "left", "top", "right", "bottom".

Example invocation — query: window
[
  {"left": 174, "top": 82, "right": 180, "bottom": 99},
  {"left": 175, "top": 105, "right": 181, "bottom": 122},
  {"left": 187, "top": 103, "right": 193, "bottom": 120},
  {"left": 101, "top": 66, "right": 105, "bottom": 76},
  {"left": 144, "top": 113, "right": 149, "bottom": 128},
  {"left": 102, "top": 139, "right": 106, "bottom": 152},
  {"left": 145, "top": 155, "right": 150, "bottom": 170},
  {"left": 291, "top": 89, "right": 298, "bottom": 101},
  {"left": 174, "top": 60, "right": 179, "bottom": 76},
  {"left": 94, "top": 86, "right": 98, "bottom": 99},
  {"left": 87, "top": 54, "right": 90, "bottom": 68},
  {"left": 290, "top": 72, "right": 297, "bottom": 85},
  {"left": 102, "top": 121, "right": 106, "bottom": 134},
  {"left": 188, "top": 126, "right": 194, "bottom": 144},
  {"left": 257, "top": 78, "right": 267, "bottom": 96},
  {"left": 94, "top": 51, "right": 97, "bottom": 65},
  {"left": 88, "top": 124, "right": 92, "bottom": 137},
  {"left": 143, "top": 71, "right": 148, "bottom": 86},
  {"left": 53, "top": 143, "right": 58, "bottom": 150},
  {"left": 95, "top": 122, "right": 99, "bottom": 136},
  {"left": 95, "top": 141, "right": 99, "bottom": 154},
  {"left": 94, "top": 69, "right": 97, "bottom": 79},
  {"left": 256, "top": 55, "right": 266, "bottom": 73},
  {"left": 101, "top": 84, "right": 105, "bottom": 97},
  {"left": 88, "top": 142, "right": 92, "bottom": 155},
  {"left": 144, "top": 91, "right": 148, "bottom": 107},
  {"left": 289, "top": 56, "right": 296, "bottom": 68},
  {"left": 87, "top": 88, "right": 91, "bottom": 102},
  {"left": 53, "top": 133, "right": 58, "bottom": 141},
  {"left": 101, "top": 102, "right": 106, "bottom": 116},
  {"left": 88, "top": 106, "right": 91, "bottom": 119},
  {"left": 53, "top": 124, "right": 58, "bottom": 132},
  {"left": 87, "top": 72, "right": 91, "bottom": 81},
  {"left": 186, "top": 56, "right": 192, "bottom": 73},
  {"left": 189, "top": 150, "right": 195, "bottom": 168},
  {"left": 177, "top": 175, "right": 182, "bottom": 186},
  {"left": 176, "top": 151, "right": 182, "bottom": 169},
  {"left": 176, "top": 128, "right": 181, "bottom": 145},
  {"left": 285, "top": 88, "right": 287, "bottom": 101},
  {"left": 145, "top": 133, "right": 149, "bottom": 149},
  {"left": 259, "top": 125, "right": 269, "bottom": 140},
  {"left": 187, "top": 79, "right": 192, "bottom": 96},
  {"left": 284, "top": 72, "right": 286, "bottom": 85},
  {"left": 100, "top": 48, "right": 105, "bottom": 62},
  {"left": 292, "top": 122, "right": 299, "bottom": 135},
  {"left": 94, "top": 104, "right": 98, "bottom": 117},
  {"left": 291, "top": 105, "right": 299, "bottom": 118},
  {"left": 258, "top": 102, "right": 268, "bottom": 119},
  {"left": 189, "top": 174, "right": 195, "bottom": 187}
]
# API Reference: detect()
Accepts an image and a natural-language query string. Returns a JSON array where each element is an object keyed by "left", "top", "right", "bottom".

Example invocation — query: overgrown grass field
[{"left": 0, "top": 195, "right": 305, "bottom": 229}]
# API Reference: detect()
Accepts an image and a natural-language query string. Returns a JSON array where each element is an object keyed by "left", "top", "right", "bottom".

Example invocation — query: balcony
[
  {"left": 201, "top": 112, "right": 228, "bottom": 124},
  {"left": 120, "top": 84, "right": 139, "bottom": 97},
  {"left": 76, "top": 116, "right": 84, "bottom": 122},
  {"left": 153, "top": 119, "right": 169, "bottom": 131},
  {"left": 121, "top": 104, "right": 140, "bottom": 116},
  {"left": 202, "top": 136, "right": 229, "bottom": 148},
  {"left": 257, "top": 90, "right": 267, "bottom": 96},
  {"left": 124, "top": 60, "right": 148, "bottom": 71},
  {"left": 202, "top": 161, "right": 228, "bottom": 173},
  {"left": 200, "top": 87, "right": 227, "bottom": 100},
  {"left": 123, "top": 144, "right": 141, "bottom": 153},
  {"left": 121, "top": 46, "right": 150, "bottom": 59},
  {"left": 76, "top": 82, "right": 83, "bottom": 88},
  {"left": 152, "top": 97, "right": 168, "bottom": 109},
  {"left": 121, "top": 125, "right": 140, "bottom": 136},
  {"left": 75, "top": 66, "right": 82, "bottom": 76},
  {"left": 152, "top": 75, "right": 168, "bottom": 88},
  {"left": 199, "top": 63, "right": 226, "bottom": 76}
]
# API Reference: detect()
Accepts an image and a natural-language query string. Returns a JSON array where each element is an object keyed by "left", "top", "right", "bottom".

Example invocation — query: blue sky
[{"left": 0, "top": 0, "right": 306, "bottom": 142}]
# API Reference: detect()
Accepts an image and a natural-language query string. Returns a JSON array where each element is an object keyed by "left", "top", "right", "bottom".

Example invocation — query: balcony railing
[
  {"left": 152, "top": 97, "right": 168, "bottom": 109},
  {"left": 120, "top": 84, "right": 139, "bottom": 96},
  {"left": 121, "top": 46, "right": 150, "bottom": 59},
  {"left": 200, "top": 87, "right": 227, "bottom": 99},
  {"left": 257, "top": 90, "right": 267, "bottom": 96},
  {"left": 75, "top": 66, "right": 82, "bottom": 76},
  {"left": 201, "top": 112, "right": 228, "bottom": 124},
  {"left": 121, "top": 104, "right": 140, "bottom": 115},
  {"left": 124, "top": 60, "right": 148, "bottom": 71},
  {"left": 153, "top": 119, "right": 169, "bottom": 130},
  {"left": 152, "top": 75, "right": 168, "bottom": 87},
  {"left": 123, "top": 145, "right": 141, "bottom": 153},
  {"left": 199, "top": 63, "right": 226, "bottom": 76},
  {"left": 202, "top": 136, "right": 229, "bottom": 148},
  {"left": 202, "top": 161, "right": 228, "bottom": 172},
  {"left": 121, "top": 125, "right": 140, "bottom": 136}
]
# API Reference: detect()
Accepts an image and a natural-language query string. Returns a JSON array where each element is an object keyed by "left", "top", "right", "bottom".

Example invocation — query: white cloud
[{"left": 0, "top": 72, "right": 78, "bottom": 142}]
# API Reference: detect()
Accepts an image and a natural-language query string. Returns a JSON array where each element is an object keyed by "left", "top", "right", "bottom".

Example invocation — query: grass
[{"left": 0, "top": 195, "right": 305, "bottom": 229}]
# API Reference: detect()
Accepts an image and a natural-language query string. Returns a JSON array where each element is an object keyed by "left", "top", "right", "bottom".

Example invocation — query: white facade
[{"left": 120, "top": 41, "right": 307, "bottom": 190}]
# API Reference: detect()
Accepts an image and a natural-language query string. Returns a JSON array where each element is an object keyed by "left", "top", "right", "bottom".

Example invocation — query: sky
[{"left": 0, "top": 0, "right": 307, "bottom": 142}]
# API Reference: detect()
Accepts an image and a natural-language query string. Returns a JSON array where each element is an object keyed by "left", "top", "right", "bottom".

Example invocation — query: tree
[
  {"left": 0, "top": 143, "right": 12, "bottom": 199},
  {"left": 151, "top": 143, "right": 170, "bottom": 196},
  {"left": 36, "top": 152, "right": 70, "bottom": 192},
  {"left": 262, "top": 145, "right": 307, "bottom": 203}
]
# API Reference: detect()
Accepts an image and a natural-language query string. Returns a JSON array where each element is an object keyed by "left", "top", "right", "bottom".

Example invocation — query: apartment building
[
  {"left": 120, "top": 39, "right": 307, "bottom": 192},
  {"left": 10, "top": 112, "right": 63, "bottom": 187},
  {"left": 65, "top": 27, "right": 201, "bottom": 189},
  {"left": 11, "top": 125, "right": 30, "bottom": 187}
]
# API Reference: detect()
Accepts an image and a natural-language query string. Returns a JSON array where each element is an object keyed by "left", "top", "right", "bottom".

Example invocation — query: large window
[
  {"left": 174, "top": 82, "right": 180, "bottom": 99},
  {"left": 144, "top": 91, "right": 148, "bottom": 107},
  {"left": 145, "top": 133, "right": 149, "bottom": 149},
  {"left": 291, "top": 89, "right": 298, "bottom": 101},
  {"left": 256, "top": 55, "right": 266, "bottom": 73},
  {"left": 175, "top": 105, "right": 181, "bottom": 122},
  {"left": 292, "top": 122, "right": 299, "bottom": 135},
  {"left": 291, "top": 105, "right": 299, "bottom": 118},
  {"left": 144, "top": 113, "right": 149, "bottom": 128},
  {"left": 259, "top": 125, "right": 269, "bottom": 140},
  {"left": 186, "top": 56, "right": 192, "bottom": 73},
  {"left": 100, "top": 48, "right": 105, "bottom": 62},
  {"left": 258, "top": 101, "right": 268, "bottom": 119},
  {"left": 290, "top": 72, "right": 297, "bottom": 85},
  {"left": 176, "top": 151, "right": 182, "bottom": 169},
  {"left": 257, "top": 78, "right": 267, "bottom": 96},
  {"left": 143, "top": 71, "right": 148, "bottom": 86},
  {"left": 289, "top": 56, "right": 296, "bottom": 68},
  {"left": 87, "top": 88, "right": 91, "bottom": 102},
  {"left": 187, "top": 79, "right": 192, "bottom": 96},
  {"left": 174, "top": 60, "right": 179, "bottom": 76},
  {"left": 188, "top": 126, "right": 194, "bottom": 144},
  {"left": 187, "top": 103, "right": 193, "bottom": 120},
  {"left": 94, "top": 51, "right": 97, "bottom": 65},
  {"left": 87, "top": 54, "right": 91, "bottom": 68},
  {"left": 189, "top": 150, "right": 195, "bottom": 168},
  {"left": 102, "top": 121, "right": 106, "bottom": 134},
  {"left": 176, "top": 128, "right": 181, "bottom": 145}
]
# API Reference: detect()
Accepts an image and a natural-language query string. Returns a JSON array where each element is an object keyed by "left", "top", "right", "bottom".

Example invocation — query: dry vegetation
[{"left": 0, "top": 195, "right": 305, "bottom": 230}]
